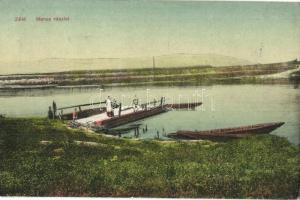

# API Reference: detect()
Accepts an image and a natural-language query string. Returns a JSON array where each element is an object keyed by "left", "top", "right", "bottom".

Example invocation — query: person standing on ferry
[
  {"left": 132, "top": 95, "right": 139, "bottom": 112},
  {"left": 72, "top": 108, "right": 78, "bottom": 121},
  {"left": 106, "top": 96, "right": 113, "bottom": 117}
]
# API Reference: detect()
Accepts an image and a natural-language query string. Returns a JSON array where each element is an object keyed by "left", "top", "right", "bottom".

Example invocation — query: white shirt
[{"left": 106, "top": 98, "right": 112, "bottom": 112}]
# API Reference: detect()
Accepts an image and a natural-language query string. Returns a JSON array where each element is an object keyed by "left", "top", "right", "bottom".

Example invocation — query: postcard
[{"left": 0, "top": 0, "right": 299, "bottom": 198}]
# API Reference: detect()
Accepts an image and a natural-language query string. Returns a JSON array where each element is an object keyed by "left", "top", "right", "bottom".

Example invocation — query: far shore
[{"left": 0, "top": 60, "right": 299, "bottom": 91}]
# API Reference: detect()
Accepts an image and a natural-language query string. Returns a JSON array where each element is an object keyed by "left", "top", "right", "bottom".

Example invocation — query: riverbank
[
  {"left": 0, "top": 60, "right": 299, "bottom": 90},
  {"left": 0, "top": 117, "right": 299, "bottom": 198}
]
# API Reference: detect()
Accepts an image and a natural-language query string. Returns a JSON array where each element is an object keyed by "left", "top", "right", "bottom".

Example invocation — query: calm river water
[{"left": 0, "top": 84, "right": 299, "bottom": 144}]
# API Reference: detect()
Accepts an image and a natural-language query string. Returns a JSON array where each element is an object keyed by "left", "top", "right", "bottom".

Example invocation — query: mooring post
[
  {"left": 134, "top": 128, "right": 137, "bottom": 137},
  {"left": 52, "top": 101, "right": 57, "bottom": 119},
  {"left": 145, "top": 124, "right": 148, "bottom": 132},
  {"left": 48, "top": 106, "right": 53, "bottom": 119},
  {"left": 119, "top": 103, "right": 122, "bottom": 117},
  {"left": 157, "top": 131, "right": 160, "bottom": 139}
]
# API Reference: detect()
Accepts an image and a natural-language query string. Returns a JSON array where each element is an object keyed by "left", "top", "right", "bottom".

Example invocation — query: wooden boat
[
  {"left": 59, "top": 103, "right": 202, "bottom": 120},
  {"left": 93, "top": 106, "right": 167, "bottom": 129},
  {"left": 167, "top": 122, "right": 285, "bottom": 141},
  {"left": 165, "top": 102, "right": 202, "bottom": 109},
  {"left": 76, "top": 101, "right": 202, "bottom": 129},
  {"left": 55, "top": 96, "right": 202, "bottom": 122}
]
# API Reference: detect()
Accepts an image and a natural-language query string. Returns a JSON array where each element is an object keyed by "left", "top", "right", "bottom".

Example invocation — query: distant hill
[
  {"left": 0, "top": 54, "right": 254, "bottom": 75},
  {"left": 155, "top": 53, "right": 254, "bottom": 68}
]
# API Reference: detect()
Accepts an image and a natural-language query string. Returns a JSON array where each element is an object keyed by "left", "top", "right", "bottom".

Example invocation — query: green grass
[{"left": 0, "top": 118, "right": 299, "bottom": 198}]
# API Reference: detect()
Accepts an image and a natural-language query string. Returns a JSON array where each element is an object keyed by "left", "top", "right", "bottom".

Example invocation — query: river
[{"left": 0, "top": 84, "right": 299, "bottom": 144}]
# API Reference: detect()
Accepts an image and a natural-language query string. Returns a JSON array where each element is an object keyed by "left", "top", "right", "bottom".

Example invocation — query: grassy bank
[{"left": 0, "top": 118, "right": 299, "bottom": 198}]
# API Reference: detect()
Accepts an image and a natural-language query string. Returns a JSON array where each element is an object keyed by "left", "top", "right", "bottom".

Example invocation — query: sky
[{"left": 0, "top": 0, "right": 300, "bottom": 63}]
